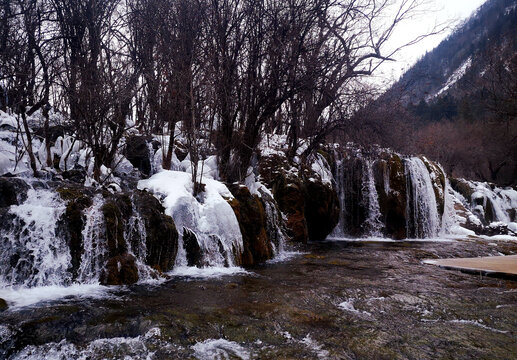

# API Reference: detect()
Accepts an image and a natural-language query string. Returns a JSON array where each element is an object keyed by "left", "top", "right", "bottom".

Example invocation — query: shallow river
[{"left": 1, "top": 238, "right": 517, "bottom": 359}]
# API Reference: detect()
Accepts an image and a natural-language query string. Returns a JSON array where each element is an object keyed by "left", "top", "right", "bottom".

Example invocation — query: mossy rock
[
  {"left": 133, "top": 191, "right": 178, "bottom": 272},
  {"left": 227, "top": 184, "right": 274, "bottom": 266}
]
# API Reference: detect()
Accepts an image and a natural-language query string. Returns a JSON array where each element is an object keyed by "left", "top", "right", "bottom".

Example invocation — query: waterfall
[
  {"left": 76, "top": 195, "right": 108, "bottom": 284},
  {"left": 361, "top": 159, "right": 384, "bottom": 237},
  {"left": 125, "top": 207, "right": 156, "bottom": 281},
  {"left": 0, "top": 188, "right": 71, "bottom": 287},
  {"left": 404, "top": 157, "right": 440, "bottom": 238},
  {"left": 330, "top": 159, "right": 346, "bottom": 238},
  {"left": 259, "top": 187, "right": 288, "bottom": 256}
]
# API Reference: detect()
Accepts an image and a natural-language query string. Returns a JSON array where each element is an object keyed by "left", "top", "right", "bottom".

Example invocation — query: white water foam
[
  {"left": 0, "top": 188, "right": 70, "bottom": 287},
  {"left": 168, "top": 266, "right": 251, "bottom": 279},
  {"left": 362, "top": 159, "right": 384, "bottom": 237},
  {"left": 11, "top": 327, "right": 162, "bottom": 360},
  {"left": 404, "top": 158, "right": 440, "bottom": 238},
  {"left": 192, "top": 339, "right": 250, "bottom": 360},
  {"left": 0, "top": 283, "right": 110, "bottom": 309}
]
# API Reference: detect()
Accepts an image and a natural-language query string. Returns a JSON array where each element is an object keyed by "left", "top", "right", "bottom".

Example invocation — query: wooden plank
[{"left": 424, "top": 255, "right": 517, "bottom": 277}]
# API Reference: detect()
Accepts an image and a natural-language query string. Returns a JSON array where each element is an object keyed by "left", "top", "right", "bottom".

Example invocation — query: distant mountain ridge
[{"left": 391, "top": 0, "right": 517, "bottom": 110}]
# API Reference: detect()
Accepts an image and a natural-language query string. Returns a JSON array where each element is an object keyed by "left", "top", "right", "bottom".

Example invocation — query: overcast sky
[{"left": 377, "top": 0, "right": 487, "bottom": 85}]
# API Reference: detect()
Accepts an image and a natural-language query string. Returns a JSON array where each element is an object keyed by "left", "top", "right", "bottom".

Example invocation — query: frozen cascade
[
  {"left": 404, "top": 157, "right": 440, "bottom": 238},
  {"left": 76, "top": 195, "right": 108, "bottom": 284},
  {"left": 362, "top": 159, "right": 384, "bottom": 237},
  {"left": 138, "top": 171, "right": 244, "bottom": 268},
  {"left": 0, "top": 188, "right": 71, "bottom": 287}
]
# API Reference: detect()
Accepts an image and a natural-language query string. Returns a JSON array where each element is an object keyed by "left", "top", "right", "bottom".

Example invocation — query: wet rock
[
  {"left": 450, "top": 178, "right": 475, "bottom": 202},
  {"left": 124, "top": 135, "right": 152, "bottom": 176},
  {"left": 132, "top": 190, "right": 178, "bottom": 272},
  {"left": 100, "top": 253, "right": 139, "bottom": 285},
  {"left": 258, "top": 188, "right": 288, "bottom": 251},
  {"left": 102, "top": 196, "right": 131, "bottom": 257},
  {"left": 56, "top": 186, "right": 94, "bottom": 278},
  {"left": 183, "top": 228, "right": 203, "bottom": 267},
  {"left": 0, "top": 177, "right": 29, "bottom": 208},
  {"left": 227, "top": 184, "right": 274, "bottom": 266},
  {"left": 0, "top": 298, "right": 7, "bottom": 312},
  {"left": 303, "top": 179, "right": 340, "bottom": 241},
  {"left": 273, "top": 175, "right": 308, "bottom": 243},
  {"left": 61, "top": 169, "right": 86, "bottom": 184},
  {"left": 376, "top": 154, "right": 407, "bottom": 240}
]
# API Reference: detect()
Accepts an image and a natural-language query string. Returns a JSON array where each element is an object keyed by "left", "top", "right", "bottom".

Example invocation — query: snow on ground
[{"left": 433, "top": 57, "right": 472, "bottom": 98}]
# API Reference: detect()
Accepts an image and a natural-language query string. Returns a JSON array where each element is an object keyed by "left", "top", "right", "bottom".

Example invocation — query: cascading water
[
  {"left": 0, "top": 188, "right": 71, "bottom": 287},
  {"left": 330, "top": 159, "right": 346, "bottom": 238},
  {"left": 404, "top": 157, "right": 440, "bottom": 238},
  {"left": 76, "top": 195, "right": 108, "bottom": 284},
  {"left": 361, "top": 159, "right": 384, "bottom": 237},
  {"left": 258, "top": 187, "right": 288, "bottom": 256},
  {"left": 125, "top": 208, "right": 156, "bottom": 281}
]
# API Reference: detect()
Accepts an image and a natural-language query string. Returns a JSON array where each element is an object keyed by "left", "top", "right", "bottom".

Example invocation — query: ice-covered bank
[{"left": 138, "top": 171, "right": 244, "bottom": 267}]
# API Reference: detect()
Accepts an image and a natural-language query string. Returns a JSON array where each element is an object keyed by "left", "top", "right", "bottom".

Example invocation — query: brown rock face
[
  {"left": 272, "top": 175, "right": 308, "bottom": 243},
  {"left": 227, "top": 184, "right": 274, "bottom": 266},
  {"left": 101, "top": 253, "right": 139, "bottom": 285}
]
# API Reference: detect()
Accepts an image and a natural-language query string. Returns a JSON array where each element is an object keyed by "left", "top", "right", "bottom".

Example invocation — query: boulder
[
  {"left": 227, "top": 184, "right": 274, "bottom": 266},
  {"left": 124, "top": 135, "right": 152, "bottom": 176}
]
